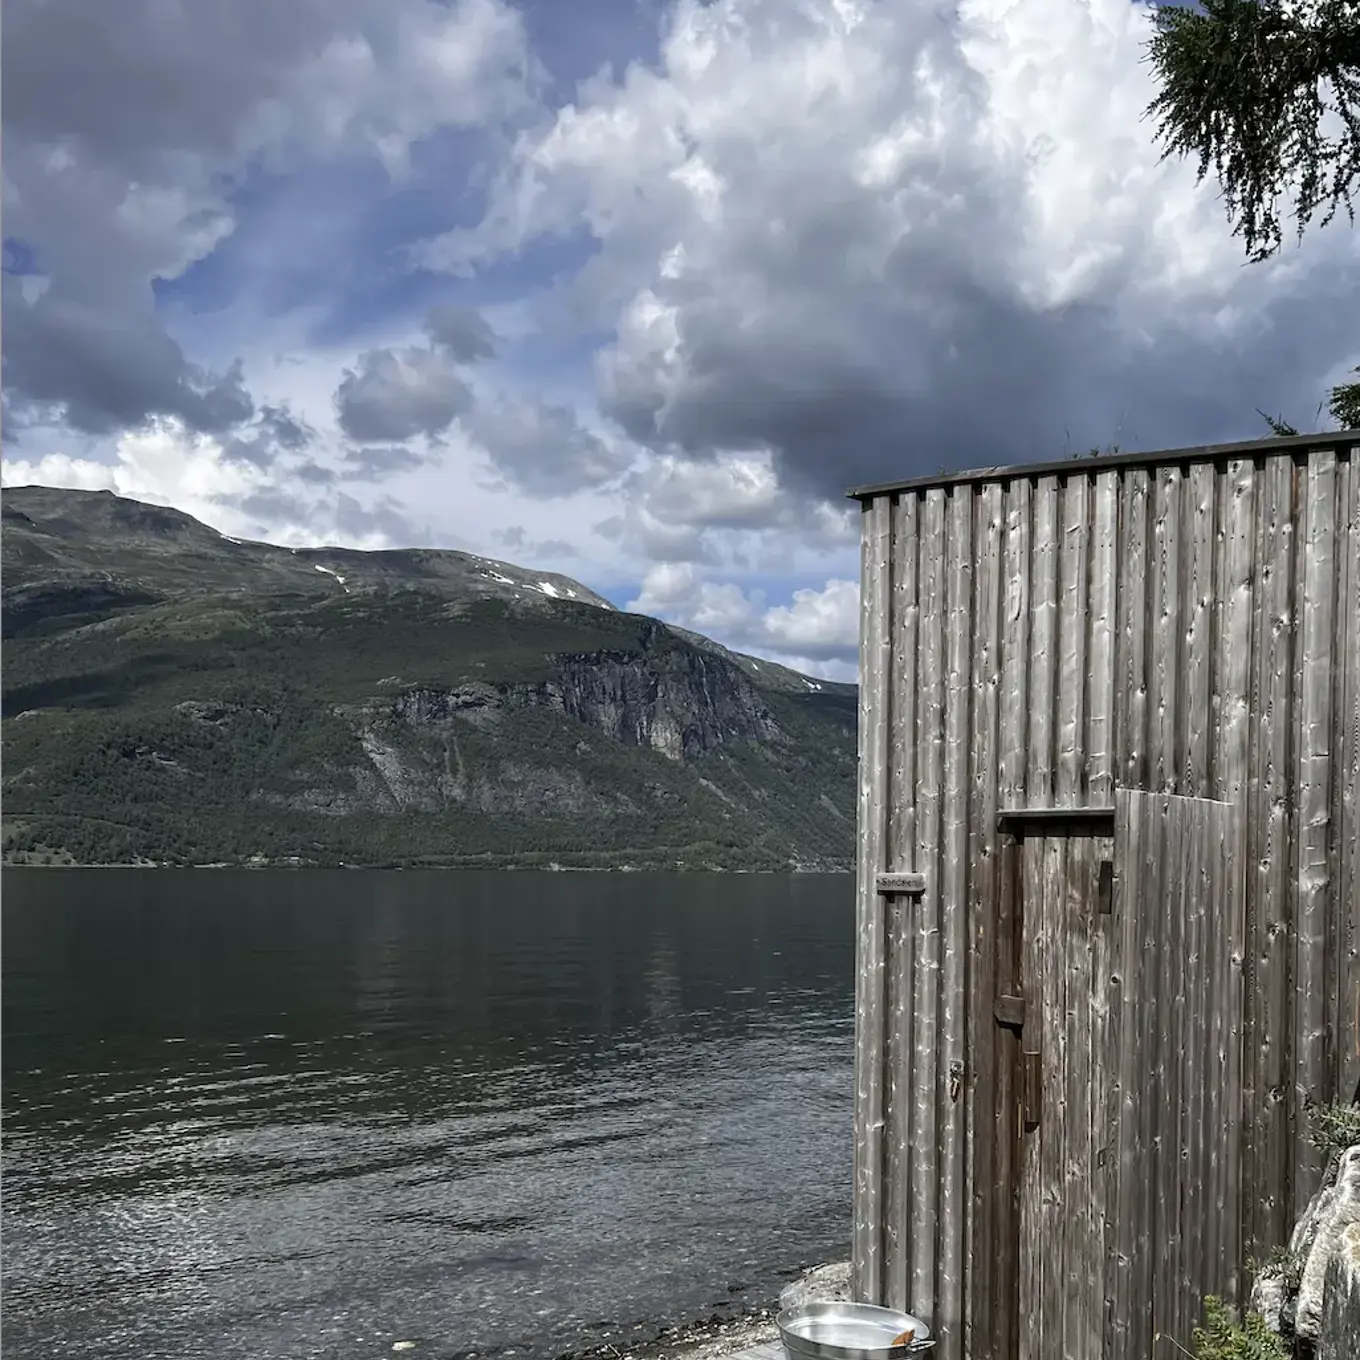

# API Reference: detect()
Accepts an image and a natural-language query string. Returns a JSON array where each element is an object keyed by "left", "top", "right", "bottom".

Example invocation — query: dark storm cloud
[
  {"left": 5, "top": 1, "right": 356, "bottom": 172},
  {"left": 0, "top": 0, "right": 346, "bottom": 435},
  {"left": 599, "top": 234, "right": 1360, "bottom": 502},
  {"left": 468, "top": 397, "right": 634, "bottom": 497},
  {"left": 294, "top": 461, "right": 339, "bottom": 486},
  {"left": 494, "top": 524, "right": 580, "bottom": 559},
  {"left": 534, "top": 537, "right": 580, "bottom": 558},
  {"left": 2, "top": 0, "right": 534, "bottom": 442},
  {"left": 334, "top": 347, "right": 473, "bottom": 443},
  {"left": 223, "top": 405, "right": 316, "bottom": 467},
  {"left": 2, "top": 283, "right": 254, "bottom": 435},
  {"left": 226, "top": 485, "right": 423, "bottom": 545},
  {"left": 424, "top": 304, "right": 498, "bottom": 362},
  {"left": 3, "top": 0, "right": 535, "bottom": 174},
  {"left": 341, "top": 444, "right": 434, "bottom": 479}
]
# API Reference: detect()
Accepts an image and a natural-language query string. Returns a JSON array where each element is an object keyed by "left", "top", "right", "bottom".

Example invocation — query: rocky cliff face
[
  {"left": 278, "top": 637, "right": 786, "bottom": 820},
  {"left": 531, "top": 630, "right": 781, "bottom": 760},
  {"left": 373, "top": 628, "right": 780, "bottom": 764}
]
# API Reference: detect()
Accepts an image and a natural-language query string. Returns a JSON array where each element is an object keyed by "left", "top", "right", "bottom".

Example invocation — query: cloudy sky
[{"left": 3, "top": 0, "right": 1357, "bottom": 679}]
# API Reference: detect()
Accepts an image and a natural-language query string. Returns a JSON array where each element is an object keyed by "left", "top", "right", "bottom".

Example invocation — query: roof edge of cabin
[{"left": 846, "top": 427, "right": 1360, "bottom": 502}]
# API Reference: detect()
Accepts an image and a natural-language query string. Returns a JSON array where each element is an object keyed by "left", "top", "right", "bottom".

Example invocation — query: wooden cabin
[{"left": 848, "top": 431, "right": 1359, "bottom": 1360}]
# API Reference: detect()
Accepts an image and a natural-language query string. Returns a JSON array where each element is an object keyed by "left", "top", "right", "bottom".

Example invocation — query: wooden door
[
  {"left": 996, "top": 813, "right": 1116, "bottom": 1360},
  {"left": 994, "top": 793, "right": 1243, "bottom": 1360},
  {"left": 1105, "top": 791, "right": 1245, "bottom": 1359}
]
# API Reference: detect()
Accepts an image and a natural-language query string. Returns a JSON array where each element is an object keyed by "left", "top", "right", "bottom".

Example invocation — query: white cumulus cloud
[
  {"left": 2, "top": 419, "right": 406, "bottom": 550},
  {"left": 628, "top": 560, "right": 860, "bottom": 677},
  {"left": 428, "top": 0, "right": 1359, "bottom": 501}
]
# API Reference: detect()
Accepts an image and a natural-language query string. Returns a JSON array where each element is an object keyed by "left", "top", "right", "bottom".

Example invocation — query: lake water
[{"left": 2, "top": 870, "right": 855, "bottom": 1360}]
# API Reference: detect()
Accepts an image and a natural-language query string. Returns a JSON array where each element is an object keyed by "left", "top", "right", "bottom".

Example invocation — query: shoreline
[
  {"left": 548, "top": 1264, "right": 851, "bottom": 1360},
  {"left": 1, "top": 861, "right": 855, "bottom": 873}
]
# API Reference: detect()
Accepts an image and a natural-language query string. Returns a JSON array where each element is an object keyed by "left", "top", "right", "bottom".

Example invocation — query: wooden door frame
[{"left": 988, "top": 808, "right": 1116, "bottom": 1360}]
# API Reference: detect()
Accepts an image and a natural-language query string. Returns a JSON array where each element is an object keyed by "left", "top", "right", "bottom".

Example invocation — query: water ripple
[{"left": 3, "top": 870, "right": 855, "bottom": 1360}]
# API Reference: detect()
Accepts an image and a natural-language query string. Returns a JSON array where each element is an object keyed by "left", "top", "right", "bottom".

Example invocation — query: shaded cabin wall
[{"left": 851, "top": 441, "right": 1360, "bottom": 1360}]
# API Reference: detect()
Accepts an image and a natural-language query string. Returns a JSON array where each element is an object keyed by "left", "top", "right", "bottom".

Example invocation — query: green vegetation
[
  {"left": 1181, "top": 1297, "right": 1290, "bottom": 1360},
  {"left": 1249, "top": 1244, "right": 1305, "bottom": 1298},
  {"left": 1146, "top": 2, "right": 1359, "bottom": 439},
  {"left": 1306, "top": 1099, "right": 1360, "bottom": 1152},
  {"left": 2, "top": 487, "right": 857, "bottom": 870}
]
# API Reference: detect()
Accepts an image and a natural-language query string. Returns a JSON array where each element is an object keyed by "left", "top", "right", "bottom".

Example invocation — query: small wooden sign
[{"left": 875, "top": 871, "right": 926, "bottom": 896}]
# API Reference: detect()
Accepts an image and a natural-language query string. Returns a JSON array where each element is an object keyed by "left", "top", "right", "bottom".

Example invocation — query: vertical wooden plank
[
  {"left": 883, "top": 888, "right": 912, "bottom": 1312},
  {"left": 1107, "top": 791, "right": 1143, "bottom": 1360},
  {"left": 996, "top": 478, "right": 1031, "bottom": 1360},
  {"left": 1212, "top": 799, "right": 1248, "bottom": 1305},
  {"left": 1057, "top": 473, "right": 1089, "bottom": 804},
  {"left": 1138, "top": 795, "right": 1168, "bottom": 1352},
  {"left": 1295, "top": 449, "right": 1336, "bottom": 1214},
  {"left": 1115, "top": 469, "right": 1151, "bottom": 791},
  {"left": 1183, "top": 463, "right": 1216, "bottom": 796},
  {"left": 1210, "top": 457, "right": 1254, "bottom": 1305},
  {"left": 1000, "top": 478, "right": 1033, "bottom": 808},
  {"left": 853, "top": 494, "right": 893, "bottom": 1304},
  {"left": 1245, "top": 453, "right": 1295, "bottom": 1259},
  {"left": 1029, "top": 476, "right": 1060, "bottom": 807},
  {"left": 1151, "top": 466, "right": 1183, "bottom": 791},
  {"left": 884, "top": 494, "right": 921, "bottom": 1312},
  {"left": 1216, "top": 459, "right": 1257, "bottom": 809},
  {"left": 1088, "top": 471, "right": 1118, "bottom": 802},
  {"left": 1019, "top": 472, "right": 1058, "bottom": 1353},
  {"left": 1202, "top": 799, "right": 1227, "bottom": 1305},
  {"left": 910, "top": 487, "right": 946, "bottom": 1324},
  {"left": 1226, "top": 804, "right": 1247, "bottom": 1304},
  {"left": 1213, "top": 801, "right": 1232, "bottom": 1310},
  {"left": 1153, "top": 796, "right": 1187, "bottom": 1343},
  {"left": 995, "top": 834, "right": 1023, "bottom": 1360},
  {"left": 1178, "top": 799, "right": 1208, "bottom": 1344},
  {"left": 889, "top": 495, "right": 922, "bottom": 877},
  {"left": 1062, "top": 833, "right": 1096, "bottom": 1360},
  {"left": 1089, "top": 831, "right": 1117, "bottom": 1360},
  {"left": 965, "top": 482, "right": 1003, "bottom": 1360},
  {"left": 938, "top": 489, "right": 972, "bottom": 1360},
  {"left": 1044, "top": 834, "right": 1068, "bottom": 1359},
  {"left": 1337, "top": 447, "right": 1360, "bottom": 1115},
  {"left": 1054, "top": 471, "right": 1088, "bottom": 1357},
  {"left": 1016, "top": 835, "right": 1047, "bottom": 1360}
]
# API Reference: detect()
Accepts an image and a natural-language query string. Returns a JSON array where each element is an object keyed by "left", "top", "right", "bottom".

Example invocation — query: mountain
[{"left": 1, "top": 486, "right": 857, "bottom": 870}]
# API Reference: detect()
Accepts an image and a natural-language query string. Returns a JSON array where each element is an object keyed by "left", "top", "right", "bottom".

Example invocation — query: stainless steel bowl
[{"left": 776, "top": 1301, "right": 934, "bottom": 1360}]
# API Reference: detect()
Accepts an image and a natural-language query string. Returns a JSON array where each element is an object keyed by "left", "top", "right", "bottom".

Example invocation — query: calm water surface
[{"left": 2, "top": 871, "right": 855, "bottom": 1360}]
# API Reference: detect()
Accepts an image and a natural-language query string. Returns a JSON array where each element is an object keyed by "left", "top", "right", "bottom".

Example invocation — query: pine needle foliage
[{"left": 1145, "top": 0, "right": 1360, "bottom": 262}]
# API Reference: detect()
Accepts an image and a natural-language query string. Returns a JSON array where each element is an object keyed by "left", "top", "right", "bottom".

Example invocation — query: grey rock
[
  {"left": 539, "top": 636, "right": 781, "bottom": 761},
  {"left": 1319, "top": 1221, "right": 1360, "bottom": 1359},
  {"left": 779, "top": 1262, "right": 852, "bottom": 1312},
  {"left": 1296, "top": 1145, "right": 1360, "bottom": 1343},
  {"left": 1250, "top": 1271, "right": 1287, "bottom": 1336}
]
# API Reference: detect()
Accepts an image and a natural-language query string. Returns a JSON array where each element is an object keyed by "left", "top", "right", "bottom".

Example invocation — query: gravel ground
[{"left": 549, "top": 1264, "right": 852, "bottom": 1360}]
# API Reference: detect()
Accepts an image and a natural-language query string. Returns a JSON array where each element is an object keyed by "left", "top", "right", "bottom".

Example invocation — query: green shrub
[
  {"left": 1248, "top": 1244, "right": 1304, "bottom": 1296},
  {"left": 1184, "top": 1297, "right": 1288, "bottom": 1360},
  {"left": 1306, "top": 1100, "right": 1360, "bottom": 1153}
]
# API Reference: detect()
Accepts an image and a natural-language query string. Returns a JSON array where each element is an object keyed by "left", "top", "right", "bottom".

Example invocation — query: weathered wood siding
[
  {"left": 851, "top": 436, "right": 1360, "bottom": 1360},
  {"left": 1108, "top": 791, "right": 1246, "bottom": 1360}
]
